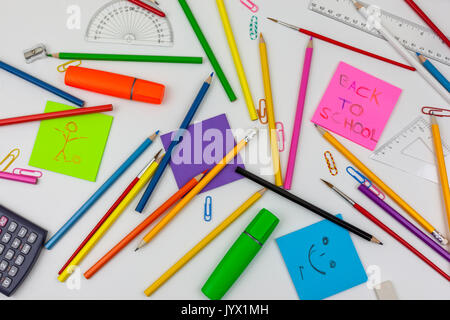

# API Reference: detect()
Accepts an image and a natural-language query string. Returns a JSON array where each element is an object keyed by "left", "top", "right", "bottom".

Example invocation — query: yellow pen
[
  {"left": 216, "top": 0, "right": 258, "bottom": 121},
  {"left": 259, "top": 33, "right": 283, "bottom": 186},
  {"left": 315, "top": 124, "right": 448, "bottom": 245},
  {"left": 58, "top": 150, "right": 164, "bottom": 282},
  {"left": 144, "top": 188, "right": 266, "bottom": 297}
]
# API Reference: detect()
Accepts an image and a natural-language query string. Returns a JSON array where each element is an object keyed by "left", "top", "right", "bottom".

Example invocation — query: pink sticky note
[{"left": 311, "top": 62, "right": 402, "bottom": 150}]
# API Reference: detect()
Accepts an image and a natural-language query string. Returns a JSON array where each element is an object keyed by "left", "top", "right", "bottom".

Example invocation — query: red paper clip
[
  {"left": 422, "top": 106, "right": 450, "bottom": 117},
  {"left": 276, "top": 122, "right": 285, "bottom": 152},
  {"left": 257, "top": 99, "right": 268, "bottom": 124},
  {"left": 240, "top": 0, "right": 258, "bottom": 13}
]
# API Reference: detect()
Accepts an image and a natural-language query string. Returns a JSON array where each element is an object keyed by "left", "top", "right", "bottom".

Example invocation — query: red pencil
[
  {"left": 267, "top": 18, "right": 416, "bottom": 72},
  {"left": 322, "top": 180, "right": 450, "bottom": 281},
  {"left": 57, "top": 152, "right": 162, "bottom": 275},
  {"left": 0, "top": 104, "right": 113, "bottom": 126},
  {"left": 404, "top": 0, "right": 450, "bottom": 48},
  {"left": 128, "top": 0, "right": 165, "bottom": 18}
]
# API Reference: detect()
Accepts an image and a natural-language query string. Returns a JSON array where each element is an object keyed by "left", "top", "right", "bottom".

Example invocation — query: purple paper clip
[{"left": 240, "top": 0, "right": 258, "bottom": 13}]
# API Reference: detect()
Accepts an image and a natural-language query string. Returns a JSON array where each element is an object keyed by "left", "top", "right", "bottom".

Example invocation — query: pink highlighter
[{"left": 0, "top": 171, "right": 38, "bottom": 184}]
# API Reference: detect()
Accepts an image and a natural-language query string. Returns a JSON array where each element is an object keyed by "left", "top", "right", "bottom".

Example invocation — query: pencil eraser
[{"left": 374, "top": 280, "right": 398, "bottom": 300}]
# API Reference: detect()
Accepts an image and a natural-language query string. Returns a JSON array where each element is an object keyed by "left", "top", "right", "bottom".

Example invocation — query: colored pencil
[
  {"left": 44, "top": 131, "right": 160, "bottom": 249},
  {"left": 235, "top": 167, "right": 382, "bottom": 244},
  {"left": 404, "top": 0, "right": 450, "bottom": 48},
  {"left": 352, "top": 1, "right": 450, "bottom": 104},
  {"left": 178, "top": 0, "right": 237, "bottom": 102},
  {"left": 128, "top": 0, "right": 165, "bottom": 17},
  {"left": 143, "top": 188, "right": 267, "bottom": 297},
  {"left": 136, "top": 73, "right": 213, "bottom": 213},
  {"left": 431, "top": 115, "right": 450, "bottom": 232},
  {"left": 58, "top": 150, "right": 162, "bottom": 275},
  {"left": 0, "top": 171, "right": 38, "bottom": 184},
  {"left": 284, "top": 37, "right": 313, "bottom": 190},
  {"left": 259, "top": 34, "right": 282, "bottom": 186},
  {"left": 314, "top": 124, "right": 448, "bottom": 245},
  {"left": 84, "top": 171, "right": 207, "bottom": 279},
  {"left": 417, "top": 53, "right": 450, "bottom": 92},
  {"left": 216, "top": 0, "right": 258, "bottom": 120},
  {"left": 267, "top": 18, "right": 416, "bottom": 72},
  {"left": 0, "top": 60, "right": 84, "bottom": 107},
  {"left": 49, "top": 53, "right": 202, "bottom": 64},
  {"left": 322, "top": 180, "right": 450, "bottom": 281},
  {"left": 135, "top": 128, "right": 258, "bottom": 250},
  {"left": 357, "top": 183, "right": 450, "bottom": 262},
  {"left": 0, "top": 104, "right": 113, "bottom": 126},
  {"left": 58, "top": 150, "right": 163, "bottom": 282}
]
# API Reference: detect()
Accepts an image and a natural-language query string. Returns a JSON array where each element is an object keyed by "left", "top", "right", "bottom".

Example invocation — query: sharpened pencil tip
[{"left": 134, "top": 247, "right": 139, "bottom": 252}]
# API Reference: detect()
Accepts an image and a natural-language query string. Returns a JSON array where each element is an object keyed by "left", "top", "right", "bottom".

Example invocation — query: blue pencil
[
  {"left": 416, "top": 53, "right": 450, "bottom": 93},
  {"left": 45, "top": 131, "right": 159, "bottom": 249},
  {"left": 0, "top": 60, "right": 85, "bottom": 107},
  {"left": 135, "top": 73, "right": 213, "bottom": 213}
]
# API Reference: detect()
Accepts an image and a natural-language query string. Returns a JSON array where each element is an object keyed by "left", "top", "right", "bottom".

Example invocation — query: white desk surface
[{"left": 0, "top": 0, "right": 449, "bottom": 300}]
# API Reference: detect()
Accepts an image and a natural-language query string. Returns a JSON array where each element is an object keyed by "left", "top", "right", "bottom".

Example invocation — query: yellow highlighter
[
  {"left": 58, "top": 151, "right": 164, "bottom": 282},
  {"left": 431, "top": 115, "right": 450, "bottom": 232},
  {"left": 144, "top": 188, "right": 266, "bottom": 297},
  {"left": 259, "top": 34, "right": 283, "bottom": 186},
  {"left": 216, "top": 0, "right": 258, "bottom": 121}
]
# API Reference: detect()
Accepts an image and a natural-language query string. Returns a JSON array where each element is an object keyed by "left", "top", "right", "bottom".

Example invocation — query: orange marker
[
  {"left": 65, "top": 66, "right": 165, "bottom": 104},
  {"left": 84, "top": 170, "right": 207, "bottom": 279}
]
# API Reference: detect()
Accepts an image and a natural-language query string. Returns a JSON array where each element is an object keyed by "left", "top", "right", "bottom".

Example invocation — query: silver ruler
[
  {"left": 309, "top": 0, "right": 450, "bottom": 66},
  {"left": 370, "top": 117, "right": 450, "bottom": 184}
]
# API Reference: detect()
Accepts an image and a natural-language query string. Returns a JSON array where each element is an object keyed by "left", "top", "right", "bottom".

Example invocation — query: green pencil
[
  {"left": 48, "top": 53, "right": 203, "bottom": 64},
  {"left": 178, "top": 0, "right": 237, "bottom": 102}
]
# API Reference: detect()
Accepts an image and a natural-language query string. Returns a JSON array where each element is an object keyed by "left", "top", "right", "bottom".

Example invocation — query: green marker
[{"left": 201, "top": 208, "right": 279, "bottom": 300}]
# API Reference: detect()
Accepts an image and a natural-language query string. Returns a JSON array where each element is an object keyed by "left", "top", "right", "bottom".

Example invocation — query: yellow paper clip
[
  {"left": 324, "top": 151, "right": 338, "bottom": 176},
  {"left": 257, "top": 99, "right": 268, "bottom": 124},
  {"left": 57, "top": 60, "right": 82, "bottom": 73},
  {"left": 0, "top": 148, "right": 20, "bottom": 172}
]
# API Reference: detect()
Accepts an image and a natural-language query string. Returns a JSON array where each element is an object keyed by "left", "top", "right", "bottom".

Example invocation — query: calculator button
[
  {"left": 0, "top": 260, "right": 8, "bottom": 271},
  {"left": 5, "top": 249, "right": 14, "bottom": 260},
  {"left": 8, "top": 266, "right": 18, "bottom": 277},
  {"left": 18, "top": 227, "right": 27, "bottom": 238},
  {"left": 11, "top": 238, "right": 21, "bottom": 249},
  {"left": 15, "top": 255, "right": 24, "bottom": 266},
  {"left": 1, "top": 233, "right": 11, "bottom": 243},
  {"left": 21, "top": 244, "right": 31, "bottom": 255},
  {"left": 0, "top": 244, "right": 4, "bottom": 255},
  {"left": 27, "top": 233, "right": 38, "bottom": 244},
  {"left": 0, "top": 216, "right": 8, "bottom": 227},
  {"left": 2, "top": 277, "right": 12, "bottom": 289},
  {"left": 7, "top": 222, "right": 18, "bottom": 233}
]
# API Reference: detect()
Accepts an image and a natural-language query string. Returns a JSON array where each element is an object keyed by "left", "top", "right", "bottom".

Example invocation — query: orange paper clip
[
  {"left": 257, "top": 99, "right": 268, "bottom": 124},
  {"left": 324, "top": 151, "right": 338, "bottom": 176}
]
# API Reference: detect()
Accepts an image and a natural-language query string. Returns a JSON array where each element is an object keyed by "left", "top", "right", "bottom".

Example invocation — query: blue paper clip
[
  {"left": 204, "top": 196, "right": 212, "bottom": 222},
  {"left": 346, "top": 166, "right": 385, "bottom": 200}
]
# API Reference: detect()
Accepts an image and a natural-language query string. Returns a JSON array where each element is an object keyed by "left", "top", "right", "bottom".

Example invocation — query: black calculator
[{"left": 0, "top": 205, "right": 47, "bottom": 297}]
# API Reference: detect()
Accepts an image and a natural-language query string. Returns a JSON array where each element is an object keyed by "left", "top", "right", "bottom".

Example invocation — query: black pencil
[{"left": 235, "top": 167, "right": 382, "bottom": 245}]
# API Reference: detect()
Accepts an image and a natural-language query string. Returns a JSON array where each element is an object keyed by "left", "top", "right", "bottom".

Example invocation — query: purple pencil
[
  {"left": 284, "top": 37, "right": 313, "bottom": 190},
  {"left": 358, "top": 184, "right": 450, "bottom": 262}
]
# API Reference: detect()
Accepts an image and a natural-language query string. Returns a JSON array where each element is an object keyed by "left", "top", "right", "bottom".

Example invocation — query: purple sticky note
[{"left": 160, "top": 113, "right": 245, "bottom": 193}]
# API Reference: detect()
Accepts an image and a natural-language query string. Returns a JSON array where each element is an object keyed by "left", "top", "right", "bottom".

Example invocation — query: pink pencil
[{"left": 284, "top": 37, "right": 313, "bottom": 190}]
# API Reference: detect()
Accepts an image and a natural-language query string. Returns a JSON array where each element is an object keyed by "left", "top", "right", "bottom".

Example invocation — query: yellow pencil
[
  {"left": 259, "top": 33, "right": 283, "bottom": 186},
  {"left": 144, "top": 187, "right": 266, "bottom": 297},
  {"left": 135, "top": 128, "right": 258, "bottom": 251},
  {"left": 58, "top": 150, "right": 164, "bottom": 282},
  {"left": 216, "top": 0, "right": 258, "bottom": 121},
  {"left": 431, "top": 115, "right": 450, "bottom": 232},
  {"left": 315, "top": 124, "right": 448, "bottom": 245}
]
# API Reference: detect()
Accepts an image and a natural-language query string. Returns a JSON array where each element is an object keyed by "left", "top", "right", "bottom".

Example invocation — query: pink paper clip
[
  {"left": 257, "top": 99, "right": 268, "bottom": 124},
  {"left": 13, "top": 168, "right": 43, "bottom": 178},
  {"left": 369, "top": 184, "right": 385, "bottom": 200},
  {"left": 240, "top": 0, "right": 258, "bottom": 13},
  {"left": 422, "top": 106, "right": 450, "bottom": 117},
  {"left": 276, "top": 122, "right": 285, "bottom": 152}
]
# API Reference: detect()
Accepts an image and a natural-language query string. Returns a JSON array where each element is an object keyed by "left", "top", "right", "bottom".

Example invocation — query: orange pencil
[{"left": 84, "top": 170, "right": 207, "bottom": 279}]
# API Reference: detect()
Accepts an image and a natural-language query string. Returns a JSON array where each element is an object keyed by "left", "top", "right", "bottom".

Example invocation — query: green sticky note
[{"left": 29, "top": 101, "right": 113, "bottom": 182}]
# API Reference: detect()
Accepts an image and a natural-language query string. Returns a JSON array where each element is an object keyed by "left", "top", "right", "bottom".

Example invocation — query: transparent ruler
[
  {"left": 370, "top": 117, "right": 450, "bottom": 184},
  {"left": 309, "top": 0, "right": 450, "bottom": 66}
]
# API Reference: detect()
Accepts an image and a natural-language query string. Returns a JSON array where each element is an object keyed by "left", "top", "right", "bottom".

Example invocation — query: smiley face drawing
[{"left": 299, "top": 236, "right": 336, "bottom": 280}]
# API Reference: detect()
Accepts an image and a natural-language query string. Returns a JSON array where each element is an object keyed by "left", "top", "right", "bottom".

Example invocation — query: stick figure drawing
[{"left": 54, "top": 121, "right": 87, "bottom": 163}]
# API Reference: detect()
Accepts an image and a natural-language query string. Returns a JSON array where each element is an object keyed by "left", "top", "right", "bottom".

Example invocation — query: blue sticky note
[{"left": 276, "top": 215, "right": 367, "bottom": 300}]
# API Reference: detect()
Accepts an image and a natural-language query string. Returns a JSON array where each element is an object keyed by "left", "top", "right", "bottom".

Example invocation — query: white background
[{"left": 0, "top": 0, "right": 449, "bottom": 300}]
